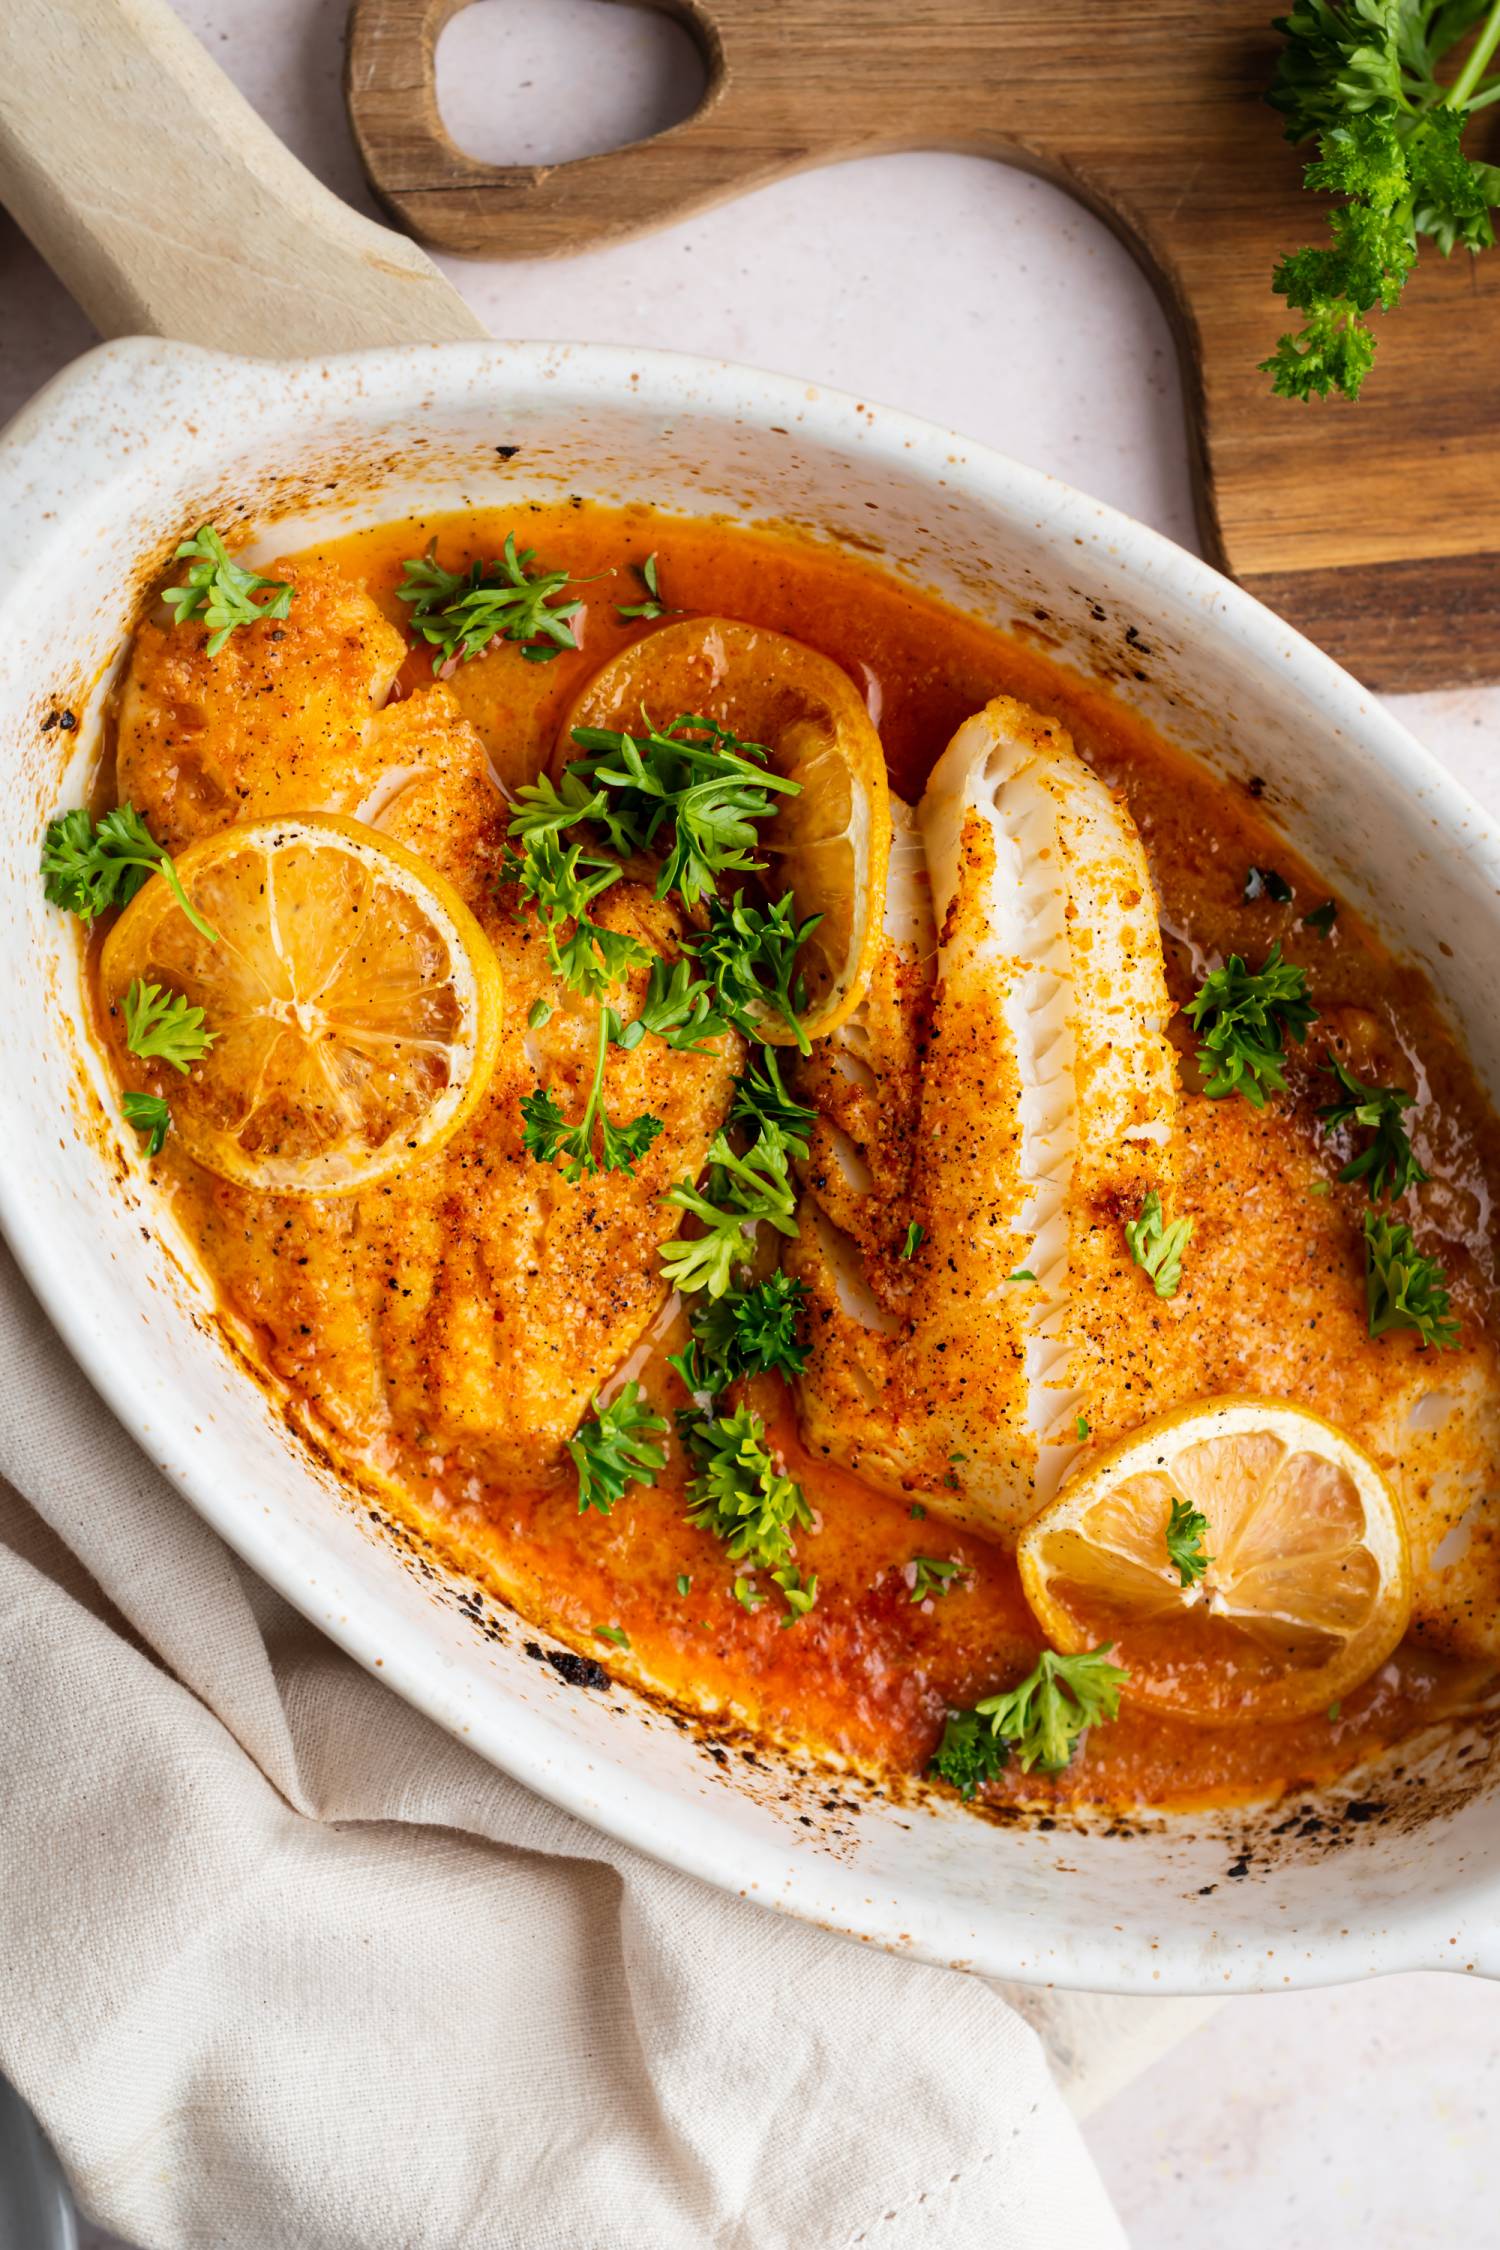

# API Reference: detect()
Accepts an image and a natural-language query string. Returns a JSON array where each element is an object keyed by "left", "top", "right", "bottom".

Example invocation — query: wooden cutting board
[{"left": 346, "top": 0, "right": 1500, "bottom": 694}]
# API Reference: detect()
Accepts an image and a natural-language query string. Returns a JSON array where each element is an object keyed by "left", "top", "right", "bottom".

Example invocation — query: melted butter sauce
[{"left": 121, "top": 503, "right": 1500, "bottom": 1811}]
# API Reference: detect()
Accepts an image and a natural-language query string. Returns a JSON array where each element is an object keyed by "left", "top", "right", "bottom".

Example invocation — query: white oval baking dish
[{"left": 1, "top": 335, "right": 1495, "bottom": 1993}]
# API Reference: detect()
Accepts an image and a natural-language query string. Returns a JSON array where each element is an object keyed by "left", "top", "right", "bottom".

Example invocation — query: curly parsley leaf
[
  {"left": 928, "top": 1707, "right": 1009, "bottom": 1800},
  {"left": 1318, "top": 1055, "right": 1429, "bottom": 1200},
  {"left": 728, "top": 1049, "right": 815, "bottom": 1159},
  {"left": 1363, "top": 1207, "right": 1459, "bottom": 1348},
  {"left": 680, "top": 1400, "right": 814, "bottom": 1616},
  {"left": 399, "top": 533, "right": 581, "bottom": 668},
  {"left": 1165, "top": 1497, "right": 1212, "bottom": 1587},
  {"left": 121, "top": 1089, "right": 171, "bottom": 1157},
  {"left": 696, "top": 889, "right": 821, "bottom": 1053},
  {"left": 1263, "top": 3, "right": 1500, "bottom": 400},
  {"left": 1185, "top": 943, "right": 1318, "bottom": 1106},
  {"left": 1123, "top": 1189, "right": 1194, "bottom": 1299},
  {"left": 121, "top": 979, "right": 215, "bottom": 1074},
  {"left": 973, "top": 1646, "right": 1129, "bottom": 1774},
  {"left": 630, "top": 954, "right": 733, "bottom": 1053},
  {"left": 161, "top": 525, "right": 292, "bottom": 655},
  {"left": 669, "top": 1271, "right": 810, "bottom": 1397},
  {"left": 41, "top": 804, "right": 218, "bottom": 943},
  {"left": 568, "top": 1381, "right": 669, "bottom": 1516}
]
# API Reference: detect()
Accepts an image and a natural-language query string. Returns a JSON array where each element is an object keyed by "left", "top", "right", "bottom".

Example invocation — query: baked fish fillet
[
  {"left": 128, "top": 562, "right": 737, "bottom": 1479},
  {"left": 790, "top": 694, "right": 1180, "bottom": 1544}
]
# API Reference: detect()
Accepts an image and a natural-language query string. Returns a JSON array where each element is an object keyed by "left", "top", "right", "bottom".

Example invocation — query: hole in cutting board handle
[{"left": 435, "top": 0, "right": 708, "bottom": 168}]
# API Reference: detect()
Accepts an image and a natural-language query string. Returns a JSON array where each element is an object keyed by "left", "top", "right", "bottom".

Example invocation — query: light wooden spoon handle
[{"left": 0, "top": 0, "right": 485, "bottom": 355}]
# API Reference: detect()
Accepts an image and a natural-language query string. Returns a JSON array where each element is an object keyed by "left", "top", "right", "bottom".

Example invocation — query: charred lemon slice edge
[
  {"left": 1018, "top": 1396, "right": 1412, "bottom": 1725},
  {"left": 99, "top": 812, "right": 503, "bottom": 1194},
  {"left": 560, "top": 615, "right": 892, "bottom": 1046}
]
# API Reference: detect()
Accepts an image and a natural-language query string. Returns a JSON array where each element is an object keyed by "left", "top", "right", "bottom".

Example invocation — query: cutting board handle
[
  {"left": 347, "top": 0, "right": 794, "bottom": 257},
  {"left": 0, "top": 0, "right": 484, "bottom": 354}
]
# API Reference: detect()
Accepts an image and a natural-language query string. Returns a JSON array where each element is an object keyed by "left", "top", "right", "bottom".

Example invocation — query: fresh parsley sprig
[
  {"left": 1263, "top": 0, "right": 1500, "bottom": 400},
  {"left": 668, "top": 1272, "right": 810, "bottom": 1397},
  {"left": 41, "top": 805, "right": 218, "bottom": 943},
  {"left": 660, "top": 1125, "right": 799, "bottom": 1299},
  {"left": 928, "top": 1707, "right": 1009, "bottom": 1800},
  {"left": 614, "top": 553, "right": 670, "bottom": 622},
  {"left": 962, "top": 1646, "right": 1130, "bottom": 1777},
  {"left": 696, "top": 890, "right": 821, "bottom": 1053},
  {"left": 568, "top": 715, "right": 798, "bottom": 908},
  {"left": 1165, "top": 1498, "right": 1212, "bottom": 1587},
  {"left": 399, "top": 533, "right": 582, "bottom": 668},
  {"left": 121, "top": 979, "right": 215, "bottom": 1073},
  {"left": 679, "top": 1399, "right": 814, "bottom": 1615},
  {"left": 1184, "top": 943, "right": 1318, "bottom": 1105},
  {"left": 162, "top": 526, "right": 292, "bottom": 654},
  {"left": 728, "top": 1050, "right": 815, "bottom": 1159},
  {"left": 1123, "top": 1189, "right": 1194, "bottom": 1299},
  {"left": 627, "top": 955, "right": 733, "bottom": 1054},
  {"left": 501, "top": 830, "right": 647, "bottom": 1001},
  {"left": 122, "top": 1090, "right": 171, "bottom": 1157},
  {"left": 1363, "top": 1208, "right": 1459, "bottom": 1348},
  {"left": 568, "top": 1382, "right": 669, "bottom": 1516},
  {"left": 522, "top": 1007, "right": 663, "bottom": 1183},
  {"left": 1318, "top": 1055, "right": 1429, "bottom": 1200}
]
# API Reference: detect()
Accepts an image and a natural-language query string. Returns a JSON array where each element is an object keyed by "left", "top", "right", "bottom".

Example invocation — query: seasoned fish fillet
[
  {"left": 134, "top": 564, "right": 737, "bottom": 1478},
  {"left": 791, "top": 696, "right": 1179, "bottom": 1543},
  {"left": 792, "top": 694, "right": 1500, "bottom": 1662}
]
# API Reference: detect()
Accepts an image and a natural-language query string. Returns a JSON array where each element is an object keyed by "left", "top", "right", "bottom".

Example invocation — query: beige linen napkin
[{"left": 0, "top": 1237, "right": 1197, "bottom": 2248}]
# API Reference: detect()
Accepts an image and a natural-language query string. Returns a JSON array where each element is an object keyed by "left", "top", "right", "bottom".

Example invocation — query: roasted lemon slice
[
  {"left": 1017, "top": 1398, "right": 1411, "bottom": 1724},
  {"left": 560, "top": 617, "right": 891, "bottom": 1044},
  {"left": 99, "top": 814, "right": 502, "bottom": 1193}
]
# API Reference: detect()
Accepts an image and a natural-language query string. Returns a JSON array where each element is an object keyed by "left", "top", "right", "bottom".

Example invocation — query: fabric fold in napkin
[{"left": 0, "top": 1238, "right": 1161, "bottom": 2249}]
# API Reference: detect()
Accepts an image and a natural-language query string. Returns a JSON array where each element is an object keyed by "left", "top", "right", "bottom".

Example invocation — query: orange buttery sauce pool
[{"left": 104, "top": 504, "right": 1500, "bottom": 1810}]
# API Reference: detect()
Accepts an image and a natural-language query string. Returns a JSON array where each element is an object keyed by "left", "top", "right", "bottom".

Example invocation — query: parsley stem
[{"left": 1447, "top": 1, "right": 1500, "bottom": 107}]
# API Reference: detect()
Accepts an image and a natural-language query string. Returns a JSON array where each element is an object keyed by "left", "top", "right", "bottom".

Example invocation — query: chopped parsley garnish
[
  {"left": 935, "top": 1646, "right": 1129, "bottom": 1782},
  {"left": 501, "top": 829, "right": 647, "bottom": 1000},
  {"left": 909, "top": 1502, "right": 927, "bottom": 1520},
  {"left": 669, "top": 1272, "right": 810, "bottom": 1396},
  {"left": 1318, "top": 1055, "right": 1429, "bottom": 1202},
  {"left": 771, "top": 1563, "right": 818, "bottom": 1624},
  {"left": 900, "top": 1221, "right": 925, "bottom": 1259},
  {"left": 527, "top": 997, "right": 553, "bottom": 1031},
  {"left": 1075, "top": 1414, "right": 1091, "bottom": 1441},
  {"left": 729, "top": 1050, "right": 815, "bottom": 1158},
  {"left": 733, "top": 1576, "right": 764, "bottom": 1614},
  {"left": 909, "top": 1555, "right": 965, "bottom": 1603},
  {"left": 676, "top": 1574, "right": 692, "bottom": 1596},
  {"left": 121, "top": 980, "right": 215, "bottom": 1073},
  {"left": 1165, "top": 1497, "right": 1211, "bottom": 1587},
  {"left": 615, "top": 552, "right": 669, "bottom": 621},
  {"left": 680, "top": 1400, "right": 814, "bottom": 1617},
  {"left": 1123, "top": 1189, "right": 1194, "bottom": 1299},
  {"left": 398, "top": 533, "right": 581, "bottom": 668},
  {"left": 568, "top": 1382, "right": 668, "bottom": 1516},
  {"left": 1303, "top": 898, "right": 1339, "bottom": 939},
  {"left": 696, "top": 889, "right": 821, "bottom": 1053},
  {"left": 1262, "top": 0, "right": 1500, "bottom": 402},
  {"left": 1008, "top": 1269, "right": 1037, "bottom": 1284},
  {"left": 630, "top": 955, "right": 732, "bottom": 1053},
  {"left": 660, "top": 1121, "right": 798, "bottom": 1300},
  {"left": 1184, "top": 943, "right": 1318, "bottom": 1105},
  {"left": 593, "top": 1623, "right": 631, "bottom": 1648},
  {"left": 41, "top": 804, "right": 218, "bottom": 942},
  {"left": 1244, "top": 865, "right": 1293, "bottom": 903},
  {"left": 928, "top": 1707, "right": 1009, "bottom": 1800},
  {"left": 568, "top": 714, "right": 798, "bottom": 908},
  {"left": 121, "top": 1090, "right": 171, "bottom": 1157},
  {"left": 1363, "top": 1208, "right": 1459, "bottom": 1349},
  {"left": 161, "top": 525, "right": 292, "bottom": 654},
  {"left": 522, "top": 1006, "right": 663, "bottom": 1183}
]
